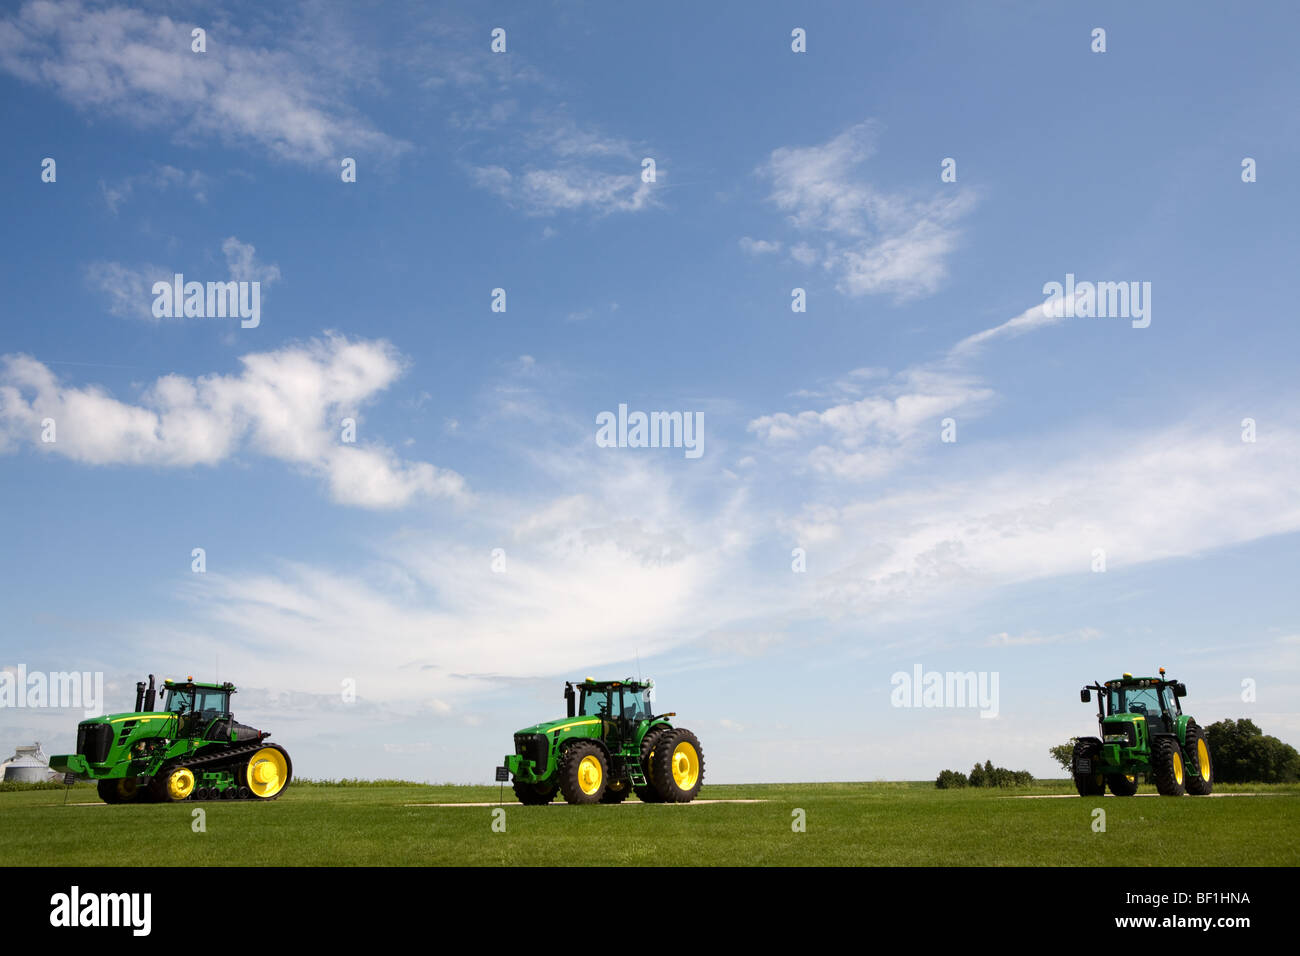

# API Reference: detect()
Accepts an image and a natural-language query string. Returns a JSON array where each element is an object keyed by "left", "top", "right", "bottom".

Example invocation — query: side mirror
[
  {"left": 1174, "top": 682, "right": 1187, "bottom": 697},
  {"left": 1080, "top": 688, "right": 1091, "bottom": 703}
]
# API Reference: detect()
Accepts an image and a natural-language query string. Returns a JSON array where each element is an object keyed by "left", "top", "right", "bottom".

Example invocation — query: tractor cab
[
  {"left": 571, "top": 678, "right": 654, "bottom": 749},
  {"left": 162, "top": 678, "right": 236, "bottom": 739},
  {"left": 1105, "top": 678, "right": 1182, "bottom": 732}
]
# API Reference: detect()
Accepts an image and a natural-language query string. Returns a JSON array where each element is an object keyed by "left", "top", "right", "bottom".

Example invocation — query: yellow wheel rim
[
  {"left": 1172, "top": 751, "right": 1184, "bottom": 786},
  {"left": 246, "top": 747, "right": 288, "bottom": 798},
  {"left": 1197, "top": 739, "right": 1210, "bottom": 779},
  {"left": 671, "top": 742, "right": 699, "bottom": 790},
  {"left": 1125, "top": 774, "right": 1135, "bottom": 783},
  {"left": 167, "top": 768, "right": 196, "bottom": 800},
  {"left": 578, "top": 755, "right": 602, "bottom": 795},
  {"left": 118, "top": 778, "right": 138, "bottom": 799}
]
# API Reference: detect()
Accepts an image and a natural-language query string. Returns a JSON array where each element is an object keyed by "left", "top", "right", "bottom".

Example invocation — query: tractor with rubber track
[
  {"left": 50, "top": 675, "right": 292, "bottom": 803},
  {"left": 1072, "top": 668, "right": 1213, "bottom": 797},
  {"left": 501, "top": 677, "right": 704, "bottom": 805}
]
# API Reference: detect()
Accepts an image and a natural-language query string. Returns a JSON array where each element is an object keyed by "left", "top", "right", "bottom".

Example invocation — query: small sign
[{"left": 494, "top": 766, "right": 509, "bottom": 782}]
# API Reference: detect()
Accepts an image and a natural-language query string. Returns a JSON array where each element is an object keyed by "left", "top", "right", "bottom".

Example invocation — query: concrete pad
[{"left": 404, "top": 798, "right": 769, "bottom": 807}]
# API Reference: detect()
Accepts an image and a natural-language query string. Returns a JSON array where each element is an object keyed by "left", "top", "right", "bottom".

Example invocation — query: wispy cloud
[
  {"left": 99, "top": 164, "right": 210, "bottom": 213},
  {"left": 0, "top": 334, "right": 466, "bottom": 509},
  {"left": 0, "top": 0, "right": 408, "bottom": 168},
  {"left": 755, "top": 121, "right": 976, "bottom": 300},
  {"left": 86, "top": 236, "right": 279, "bottom": 322}
]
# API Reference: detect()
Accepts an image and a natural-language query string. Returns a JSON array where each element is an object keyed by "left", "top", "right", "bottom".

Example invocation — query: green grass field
[{"left": 5, "top": 779, "right": 1298, "bottom": 866}]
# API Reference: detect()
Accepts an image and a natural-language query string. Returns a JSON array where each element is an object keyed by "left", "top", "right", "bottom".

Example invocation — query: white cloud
[
  {"left": 87, "top": 236, "right": 278, "bottom": 322},
  {"left": 739, "top": 237, "right": 782, "bottom": 256},
  {"left": 168, "top": 457, "right": 763, "bottom": 699},
  {"left": 806, "top": 419, "right": 1300, "bottom": 613},
  {"left": 99, "top": 164, "right": 209, "bottom": 213},
  {"left": 986, "top": 628, "right": 1102, "bottom": 647},
  {"left": 756, "top": 122, "right": 975, "bottom": 300},
  {"left": 749, "top": 367, "right": 994, "bottom": 479},
  {"left": 221, "top": 236, "right": 280, "bottom": 286},
  {"left": 0, "top": 1, "right": 407, "bottom": 167},
  {"left": 0, "top": 334, "right": 466, "bottom": 508},
  {"left": 473, "top": 163, "right": 656, "bottom": 216},
  {"left": 84, "top": 260, "right": 171, "bottom": 321},
  {"left": 950, "top": 299, "right": 1069, "bottom": 357}
]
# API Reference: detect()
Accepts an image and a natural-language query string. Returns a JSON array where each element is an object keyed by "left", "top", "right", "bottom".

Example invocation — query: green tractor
[
  {"left": 500, "top": 677, "right": 704, "bottom": 805},
  {"left": 1072, "top": 669, "right": 1213, "bottom": 797},
  {"left": 50, "top": 675, "right": 292, "bottom": 804}
]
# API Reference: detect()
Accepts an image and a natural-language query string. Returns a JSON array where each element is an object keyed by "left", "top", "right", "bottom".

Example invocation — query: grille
[
  {"left": 77, "top": 722, "right": 113, "bottom": 763},
  {"left": 1102, "top": 721, "right": 1136, "bottom": 747},
  {"left": 513, "top": 733, "right": 548, "bottom": 770}
]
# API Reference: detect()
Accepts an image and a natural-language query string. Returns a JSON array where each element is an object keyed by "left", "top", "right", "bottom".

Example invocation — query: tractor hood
[
  {"left": 514, "top": 715, "right": 601, "bottom": 736},
  {"left": 96, "top": 711, "right": 177, "bottom": 728}
]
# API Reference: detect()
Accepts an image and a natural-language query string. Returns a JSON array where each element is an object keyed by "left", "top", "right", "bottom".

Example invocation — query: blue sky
[{"left": 1, "top": 1, "right": 1297, "bottom": 783}]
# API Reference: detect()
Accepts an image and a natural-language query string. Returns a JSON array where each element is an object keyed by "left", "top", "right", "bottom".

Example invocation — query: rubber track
[{"left": 171, "top": 739, "right": 268, "bottom": 800}]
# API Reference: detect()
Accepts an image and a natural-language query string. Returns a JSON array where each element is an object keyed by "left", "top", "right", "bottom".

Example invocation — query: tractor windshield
[
  {"left": 165, "top": 687, "right": 194, "bottom": 713},
  {"left": 623, "top": 687, "right": 653, "bottom": 721},
  {"left": 579, "top": 687, "right": 612, "bottom": 717},
  {"left": 1109, "top": 685, "right": 1162, "bottom": 720}
]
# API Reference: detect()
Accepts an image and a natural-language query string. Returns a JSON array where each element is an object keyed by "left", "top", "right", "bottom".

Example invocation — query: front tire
[
  {"left": 150, "top": 765, "right": 197, "bottom": 802},
  {"left": 600, "top": 777, "right": 633, "bottom": 804},
  {"left": 558, "top": 741, "right": 608, "bottom": 804},
  {"left": 97, "top": 778, "right": 143, "bottom": 804},
  {"left": 1184, "top": 723, "right": 1213, "bottom": 795},
  {"left": 1107, "top": 773, "right": 1139, "bottom": 797},
  {"left": 1153, "top": 736, "right": 1187, "bottom": 796},
  {"left": 512, "top": 778, "right": 558, "bottom": 805},
  {"left": 1071, "top": 739, "right": 1105, "bottom": 797},
  {"left": 651, "top": 728, "right": 704, "bottom": 803}
]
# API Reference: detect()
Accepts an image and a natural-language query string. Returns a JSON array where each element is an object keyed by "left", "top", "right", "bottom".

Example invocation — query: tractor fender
[
  {"left": 1175, "top": 714, "right": 1191, "bottom": 746},
  {"left": 559, "top": 735, "right": 613, "bottom": 767}
]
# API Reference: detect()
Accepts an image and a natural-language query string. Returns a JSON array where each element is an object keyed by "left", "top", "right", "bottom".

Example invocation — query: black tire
[
  {"left": 512, "top": 777, "right": 558, "bottom": 805},
  {"left": 1107, "top": 773, "right": 1139, "bottom": 797},
  {"left": 651, "top": 728, "right": 705, "bottom": 803},
  {"left": 558, "top": 740, "right": 608, "bottom": 804},
  {"left": 150, "top": 764, "right": 198, "bottom": 803},
  {"left": 634, "top": 725, "right": 674, "bottom": 802},
  {"left": 1184, "top": 722, "right": 1214, "bottom": 795},
  {"left": 600, "top": 777, "right": 633, "bottom": 804},
  {"left": 221, "top": 785, "right": 236, "bottom": 799},
  {"left": 1071, "top": 739, "right": 1105, "bottom": 797},
  {"left": 97, "top": 778, "right": 142, "bottom": 804},
  {"left": 1152, "top": 736, "right": 1187, "bottom": 796}
]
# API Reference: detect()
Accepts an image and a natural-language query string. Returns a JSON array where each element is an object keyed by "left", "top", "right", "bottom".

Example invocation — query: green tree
[
  {"left": 1205, "top": 719, "right": 1300, "bottom": 783},
  {"left": 935, "top": 769, "right": 968, "bottom": 789},
  {"left": 1049, "top": 739, "right": 1078, "bottom": 773},
  {"left": 968, "top": 762, "right": 987, "bottom": 787}
]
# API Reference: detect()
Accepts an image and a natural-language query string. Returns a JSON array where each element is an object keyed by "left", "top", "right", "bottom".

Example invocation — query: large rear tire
[
  {"left": 1153, "top": 736, "right": 1187, "bottom": 796},
  {"left": 1184, "top": 723, "right": 1213, "bottom": 795},
  {"left": 512, "top": 778, "right": 558, "bottom": 805},
  {"left": 558, "top": 741, "right": 607, "bottom": 805},
  {"left": 634, "top": 726, "right": 674, "bottom": 803},
  {"left": 651, "top": 728, "right": 705, "bottom": 803},
  {"left": 1071, "top": 739, "right": 1105, "bottom": 797}
]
